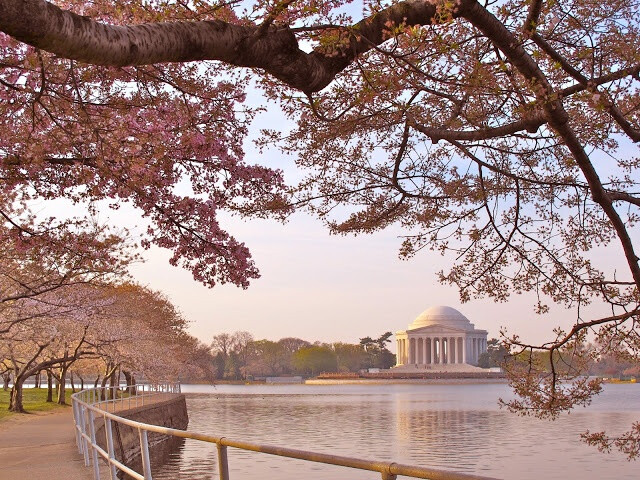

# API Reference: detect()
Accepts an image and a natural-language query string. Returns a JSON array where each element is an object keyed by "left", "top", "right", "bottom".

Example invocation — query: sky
[
  {"left": 19, "top": 63, "right": 588, "bottom": 352},
  {"left": 23, "top": 99, "right": 633, "bottom": 356},
  {"left": 119, "top": 94, "right": 628, "bottom": 352},
  {"left": 129, "top": 212, "right": 606, "bottom": 351}
]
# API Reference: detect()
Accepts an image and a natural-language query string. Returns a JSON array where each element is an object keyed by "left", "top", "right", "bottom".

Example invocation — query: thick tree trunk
[
  {"left": 46, "top": 370, "right": 53, "bottom": 403},
  {"left": 2, "top": 372, "right": 10, "bottom": 391},
  {"left": 9, "top": 379, "right": 25, "bottom": 413},
  {"left": 130, "top": 373, "right": 136, "bottom": 395},
  {"left": 100, "top": 374, "right": 109, "bottom": 400},
  {"left": 123, "top": 370, "right": 136, "bottom": 395},
  {"left": 93, "top": 375, "right": 100, "bottom": 389},
  {"left": 57, "top": 367, "right": 67, "bottom": 405},
  {"left": 34, "top": 371, "right": 40, "bottom": 389},
  {"left": 109, "top": 368, "right": 119, "bottom": 400},
  {"left": 80, "top": 376, "right": 84, "bottom": 391}
]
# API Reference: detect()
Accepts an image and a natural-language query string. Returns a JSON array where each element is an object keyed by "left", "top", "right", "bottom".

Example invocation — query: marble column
[
  {"left": 423, "top": 338, "right": 428, "bottom": 364},
  {"left": 430, "top": 338, "right": 436, "bottom": 364},
  {"left": 454, "top": 337, "right": 458, "bottom": 364},
  {"left": 470, "top": 338, "right": 474, "bottom": 365},
  {"left": 410, "top": 338, "right": 415, "bottom": 364},
  {"left": 463, "top": 337, "right": 468, "bottom": 364},
  {"left": 473, "top": 338, "right": 477, "bottom": 365},
  {"left": 425, "top": 338, "right": 429, "bottom": 365},
  {"left": 405, "top": 339, "right": 409, "bottom": 364},
  {"left": 402, "top": 339, "right": 407, "bottom": 364}
]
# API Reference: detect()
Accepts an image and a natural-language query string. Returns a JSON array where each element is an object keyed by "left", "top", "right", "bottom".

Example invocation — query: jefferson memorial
[{"left": 394, "top": 306, "right": 488, "bottom": 371}]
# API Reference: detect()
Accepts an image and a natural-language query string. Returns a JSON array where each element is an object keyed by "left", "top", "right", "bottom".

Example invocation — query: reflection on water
[{"left": 150, "top": 383, "right": 640, "bottom": 480}]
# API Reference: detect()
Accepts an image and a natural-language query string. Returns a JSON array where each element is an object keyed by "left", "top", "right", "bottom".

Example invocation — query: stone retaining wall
[{"left": 93, "top": 394, "right": 188, "bottom": 472}]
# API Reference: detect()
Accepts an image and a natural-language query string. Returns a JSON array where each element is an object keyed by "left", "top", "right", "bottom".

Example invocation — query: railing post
[
  {"left": 87, "top": 409, "right": 101, "bottom": 480},
  {"left": 217, "top": 443, "right": 230, "bottom": 480},
  {"left": 72, "top": 400, "right": 82, "bottom": 453},
  {"left": 80, "top": 405, "right": 91, "bottom": 466},
  {"left": 105, "top": 416, "right": 118, "bottom": 480},
  {"left": 139, "top": 428, "right": 153, "bottom": 480}
]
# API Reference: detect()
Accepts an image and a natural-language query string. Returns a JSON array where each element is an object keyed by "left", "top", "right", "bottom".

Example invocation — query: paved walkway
[
  {"left": 0, "top": 394, "right": 175, "bottom": 480},
  {"left": 0, "top": 407, "right": 98, "bottom": 480}
]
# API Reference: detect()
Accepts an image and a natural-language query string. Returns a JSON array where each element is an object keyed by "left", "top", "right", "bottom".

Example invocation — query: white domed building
[{"left": 394, "top": 306, "right": 488, "bottom": 371}]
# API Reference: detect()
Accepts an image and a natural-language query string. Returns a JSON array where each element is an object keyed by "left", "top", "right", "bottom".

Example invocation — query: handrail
[{"left": 71, "top": 384, "right": 501, "bottom": 480}]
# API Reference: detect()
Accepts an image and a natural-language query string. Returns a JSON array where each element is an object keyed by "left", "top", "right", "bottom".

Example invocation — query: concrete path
[
  {"left": 0, "top": 394, "right": 175, "bottom": 480},
  {"left": 0, "top": 407, "right": 98, "bottom": 480}
]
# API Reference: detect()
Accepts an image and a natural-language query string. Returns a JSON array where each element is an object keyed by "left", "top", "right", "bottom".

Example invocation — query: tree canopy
[
  {"left": 1, "top": 0, "right": 639, "bottom": 457},
  {"left": 2, "top": 280, "right": 211, "bottom": 412}
]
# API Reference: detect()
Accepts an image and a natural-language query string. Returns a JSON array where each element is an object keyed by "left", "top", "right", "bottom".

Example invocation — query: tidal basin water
[{"left": 151, "top": 383, "right": 640, "bottom": 480}]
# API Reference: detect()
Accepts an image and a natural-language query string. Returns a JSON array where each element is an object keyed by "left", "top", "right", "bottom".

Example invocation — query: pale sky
[
  {"left": 129, "top": 213, "right": 608, "bottom": 351},
  {"left": 32, "top": 84, "right": 634, "bottom": 354},
  {"left": 121, "top": 95, "right": 628, "bottom": 352}
]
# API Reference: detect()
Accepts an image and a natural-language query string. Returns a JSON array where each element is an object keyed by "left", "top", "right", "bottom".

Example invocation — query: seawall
[{"left": 94, "top": 394, "right": 188, "bottom": 469}]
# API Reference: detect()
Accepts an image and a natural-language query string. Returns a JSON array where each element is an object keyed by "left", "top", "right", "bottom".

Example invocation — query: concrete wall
[{"left": 94, "top": 394, "right": 189, "bottom": 471}]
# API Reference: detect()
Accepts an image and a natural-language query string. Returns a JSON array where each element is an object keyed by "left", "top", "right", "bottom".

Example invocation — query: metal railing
[{"left": 71, "top": 384, "right": 500, "bottom": 480}]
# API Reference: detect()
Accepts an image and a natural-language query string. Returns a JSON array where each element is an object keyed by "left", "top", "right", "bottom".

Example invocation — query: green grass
[{"left": 0, "top": 388, "right": 69, "bottom": 421}]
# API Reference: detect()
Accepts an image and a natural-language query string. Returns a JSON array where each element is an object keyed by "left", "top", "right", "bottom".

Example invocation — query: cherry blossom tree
[
  {"left": 2, "top": 281, "right": 198, "bottom": 410},
  {"left": 1, "top": 0, "right": 639, "bottom": 456},
  {"left": 2, "top": 287, "right": 103, "bottom": 412},
  {"left": 0, "top": 1, "right": 290, "bottom": 290},
  {"left": 0, "top": 344, "right": 12, "bottom": 390},
  {"left": 88, "top": 283, "right": 198, "bottom": 389},
  {"left": 0, "top": 198, "right": 135, "bottom": 332}
]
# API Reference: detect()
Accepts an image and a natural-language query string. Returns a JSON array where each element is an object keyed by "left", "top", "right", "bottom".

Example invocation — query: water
[{"left": 151, "top": 383, "right": 640, "bottom": 480}]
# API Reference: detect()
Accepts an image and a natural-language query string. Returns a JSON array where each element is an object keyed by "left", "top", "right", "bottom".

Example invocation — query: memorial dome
[{"left": 408, "top": 306, "right": 475, "bottom": 331}]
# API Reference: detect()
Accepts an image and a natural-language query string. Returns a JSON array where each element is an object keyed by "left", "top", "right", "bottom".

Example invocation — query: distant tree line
[
  {"left": 210, "top": 331, "right": 396, "bottom": 380},
  {"left": 478, "top": 338, "right": 640, "bottom": 379}
]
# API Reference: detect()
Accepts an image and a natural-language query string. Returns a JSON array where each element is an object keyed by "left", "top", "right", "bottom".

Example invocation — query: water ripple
[{"left": 149, "top": 383, "right": 640, "bottom": 480}]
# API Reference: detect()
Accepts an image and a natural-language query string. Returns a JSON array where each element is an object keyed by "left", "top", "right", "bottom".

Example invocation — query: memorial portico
[{"left": 394, "top": 306, "right": 488, "bottom": 369}]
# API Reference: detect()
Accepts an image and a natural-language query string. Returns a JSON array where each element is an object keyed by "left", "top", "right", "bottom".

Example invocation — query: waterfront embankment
[{"left": 92, "top": 393, "right": 188, "bottom": 469}]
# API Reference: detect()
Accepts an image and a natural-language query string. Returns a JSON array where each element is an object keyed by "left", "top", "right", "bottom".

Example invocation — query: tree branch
[
  {"left": 0, "top": 0, "right": 442, "bottom": 93},
  {"left": 407, "top": 111, "right": 546, "bottom": 142},
  {"left": 458, "top": 0, "right": 640, "bottom": 290}
]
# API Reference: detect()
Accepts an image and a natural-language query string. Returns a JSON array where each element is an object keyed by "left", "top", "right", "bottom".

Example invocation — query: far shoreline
[
  {"left": 305, "top": 377, "right": 509, "bottom": 385},
  {"left": 183, "top": 377, "right": 510, "bottom": 387}
]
